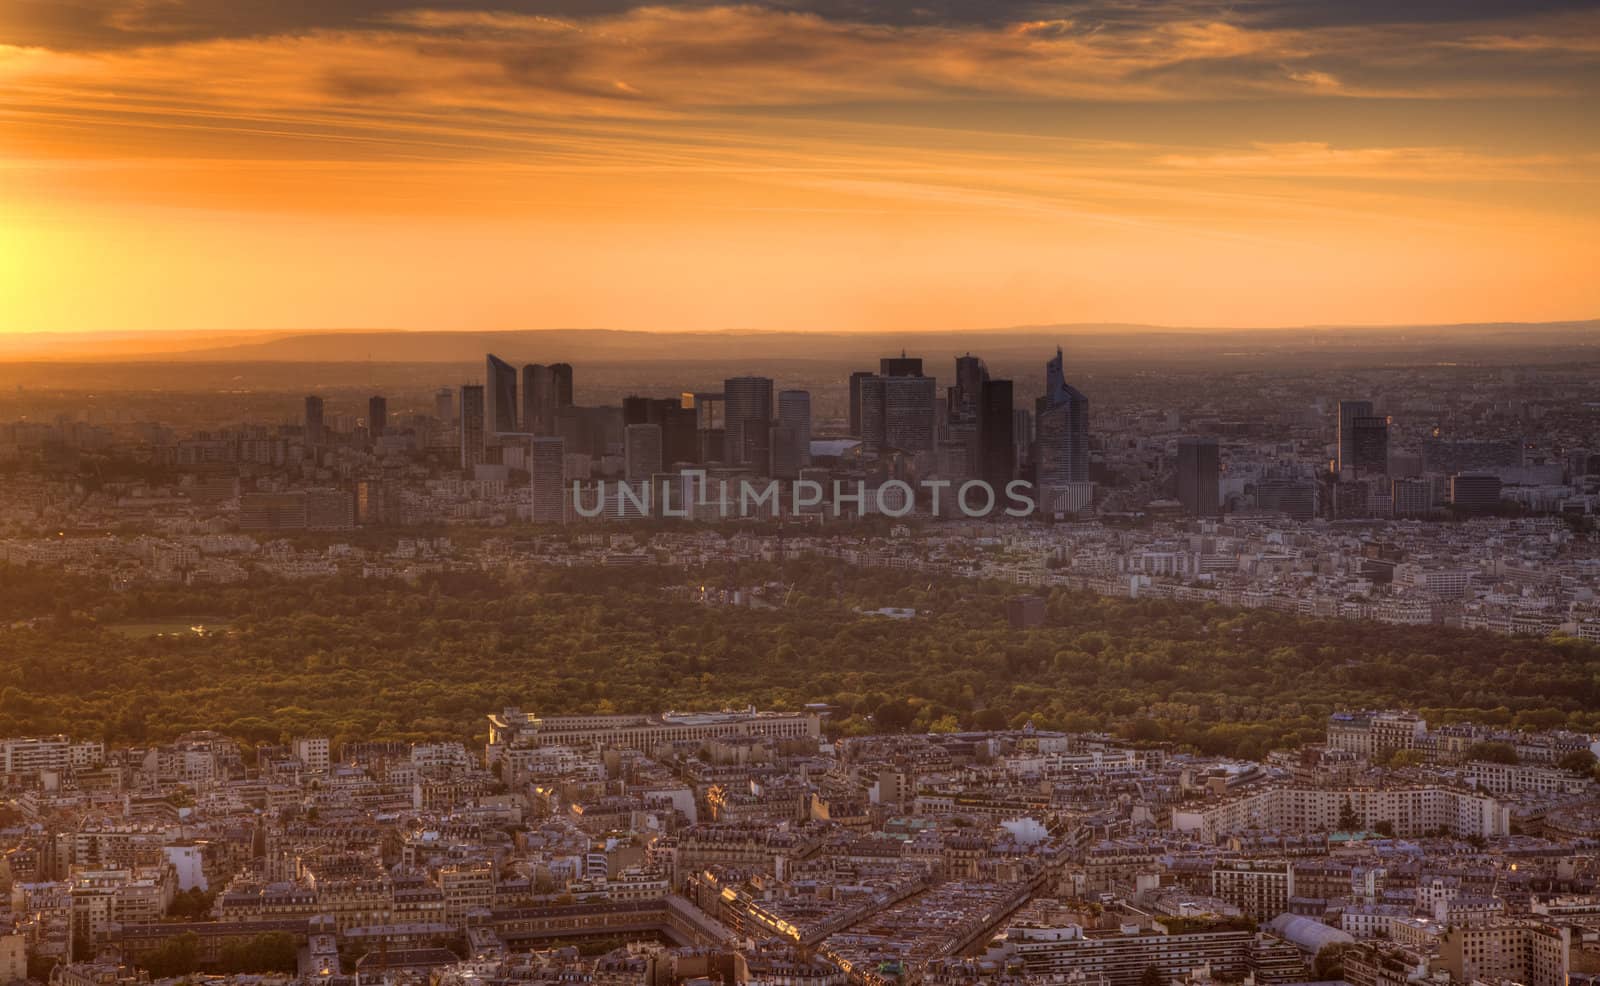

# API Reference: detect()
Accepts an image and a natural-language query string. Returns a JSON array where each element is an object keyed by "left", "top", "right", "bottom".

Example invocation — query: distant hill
[{"left": 3, "top": 321, "right": 1596, "bottom": 365}]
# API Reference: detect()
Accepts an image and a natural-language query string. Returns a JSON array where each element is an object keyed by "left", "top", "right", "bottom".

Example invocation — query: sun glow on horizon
[{"left": 1, "top": 1, "right": 1596, "bottom": 335}]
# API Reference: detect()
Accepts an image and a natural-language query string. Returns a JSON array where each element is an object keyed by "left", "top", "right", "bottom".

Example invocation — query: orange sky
[{"left": 1, "top": 1, "right": 1596, "bottom": 334}]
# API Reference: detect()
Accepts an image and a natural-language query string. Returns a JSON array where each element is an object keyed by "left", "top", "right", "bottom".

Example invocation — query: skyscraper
[
  {"left": 880, "top": 352, "right": 923, "bottom": 377},
  {"left": 434, "top": 387, "right": 454, "bottom": 423},
  {"left": 1337, "top": 399, "right": 1374, "bottom": 475},
  {"left": 856, "top": 358, "right": 936, "bottom": 454},
  {"left": 624, "top": 423, "right": 663, "bottom": 484},
  {"left": 529, "top": 436, "right": 565, "bottom": 524},
  {"left": 977, "top": 379, "right": 1015, "bottom": 495},
  {"left": 848, "top": 370, "right": 873, "bottom": 438},
  {"left": 1035, "top": 347, "right": 1090, "bottom": 487},
  {"left": 368, "top": 396, "right": 387, "bottom": 439},
  {"left": 522, "top": 363, "right": 556, "bottom": 435},
  {"left": 883, "top": 376, "right": 937, "bottom": 452},
  {"left": 858, "top": 375, "right": 886, "bottom": 452},
  {"left": 723, "top": 376, "right": 774, "bottom": 470},
  {"left": 950, "top": 353, "right": 987, "bottom": 424},
  {"left": 550, "top": 363, "right": 574, "bottom": 408},
  {"left": 304, "top": 395, "right": 325, "bottom": 447},
  {"left": 459, "top": 384, "right": 485, "bottom": 470},
  {"left": 1350, "top": 415, "right": 1390, "bottom": 476},
  {"left": 684, "top": 392, "right": 725, "bottom": 462},
  {"left": 777, "top": 390, "right": 812, "bottom": 468},
  {"left": 624, "top": 396, "right": 697, "bottom": 465},
  {"left": 486, "top": 354, "right": 519, "bottom": 435},
  {"left": 1176, "top": 437, "right": 1221, "bottom": 516}
]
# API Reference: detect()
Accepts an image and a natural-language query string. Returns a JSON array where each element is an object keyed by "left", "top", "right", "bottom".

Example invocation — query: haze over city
[{"left": 5, "top": 6, "right": 1600, "bottom": 986}]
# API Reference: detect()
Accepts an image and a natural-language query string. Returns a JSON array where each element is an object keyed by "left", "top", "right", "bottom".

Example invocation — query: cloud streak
[{"left": 0, "top": 0, "right": 1595, "bottom": 333}]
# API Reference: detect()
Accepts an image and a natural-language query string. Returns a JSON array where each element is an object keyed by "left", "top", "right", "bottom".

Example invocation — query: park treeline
[{"left": 0, "top": 559, "right": 1595, "bottom": 760}]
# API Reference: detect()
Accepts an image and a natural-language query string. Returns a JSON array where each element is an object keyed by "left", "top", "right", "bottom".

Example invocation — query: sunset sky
[{"left": 2, "top": 0, "right": 1596, "bottom": 335}]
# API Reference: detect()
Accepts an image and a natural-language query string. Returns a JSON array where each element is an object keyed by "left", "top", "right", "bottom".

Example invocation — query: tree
[
  {"left": 1314, "top": 943, "right": 1352, "bottom": 980},
  {"left": 1140, "top": 964, "right": 1166, "bottom": 986},
  {"left": 1337, "top": 796, "right": 1361, "bottom": 832},
  {"left": 1466, "top": 741, "right": 1518, "bottom": 764},
  {"left": 1557, "top": 749, "right": 1597, "bottom": 776}
]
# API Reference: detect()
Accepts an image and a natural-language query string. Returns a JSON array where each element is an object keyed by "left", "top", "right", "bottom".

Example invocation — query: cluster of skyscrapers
[{"left": 381, "top": 348, "right": 1099, "bottom": 522}]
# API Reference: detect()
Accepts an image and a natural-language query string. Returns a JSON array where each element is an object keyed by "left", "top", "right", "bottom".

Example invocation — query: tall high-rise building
[
  {"left": 1450, "top": 472, "right": 1503, "bottom": 511},
  {"left": 522, "top": 364, "right": 557, "bottom": 435},
  {"left": 304, "top": 395, "right": 325, "bottom": 447},
  {"left": 858, "top": 375, "right": 886, "bottom": 452},
  {"left": 1392, "top": 477, "right": 1435, "bottom": 517},
  {"left": 624, "top": 396, "right": 697, "bottom": 466},
  {"left": 459, "top": 384, "right": 486, "bottom": 470},
  {"left": 1337, "top": 399, "right": 1374, "bottom": 475},
  {"left": 684, "top": 392, "right": 725, "bottom": 462},
  {"left": 777, "top": 390, "right": 812, "bottom": 468},
  {"left": 856, "top": 358, "right": 936, "bottom": 454},
  {"left": 880, "top": 353, "right": 923, "bottom": 377},
  {"left": 624, "top": 423, "right": 663, "bottom": 484},
  {"left": 977, "top": 379, "right": 1015, "bottom": 494},
  {"left": 848, "top": 371, "right": 873, "bottom": 437},
  {"left": 1176, "top": 437, "right": 1221, "bottom": 516},
  {"left": 368, "top": 396, "right": 387, "bottom": 439},
  {"left": 1035, "top": 347, "right": 1090, "bottom": 487},
  {"left": 723, "top": 376, "right": 774, "bottom": 470},
  {"left": 434, "top": 388, "right": 454, "bottom": 423},
  {"left": 883, "top": 375, "right": 937, "bottom": 452},
  {"left": 1257, "top": 476, "right": 1316, "bottom": 520},
  {"left": 1350, "top": 415, "right": 1390, "bottom": 476},
  {"left": 529, "top": 436, "right": 565, "bottom": 524},
  {"left": 486, "top": 354, "right": 519, "bottom": 435},
  {"left": 949, "top": 353, "right": 987, "bottom": 424},
  {"left": 550, "top": 363, "right": 574, "bottom": 408}
]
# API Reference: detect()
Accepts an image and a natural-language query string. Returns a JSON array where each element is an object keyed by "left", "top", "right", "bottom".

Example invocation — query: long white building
[{"left": 1171, "top": 785, "right": 1509, "bottom": 841}]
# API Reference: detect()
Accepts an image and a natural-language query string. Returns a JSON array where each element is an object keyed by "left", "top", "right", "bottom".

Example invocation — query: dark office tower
[
  {"left": 880, "top": 352, "right": 923, "bottom": 377},
  {"left": 950, "top": 353, "right": 987, "bottom": 423},
  {"left": 1257, "top": 477, "right": 1317, "bottom": 520},
  {"left": 848, "top": 371, "right": 873, "bottom": 437},
  {"left": 624, "top": 424, "right": 663, "bottom": 483},
  {"left": 622, "top": 396, "right": 651, "bottom": 426},
  {"left": 977, "top": 379, "right": 1015, "bottom": 494},
  {"left": 858, "top": 375, "right": 887, "bottom": 452},
  {"left": 1450, "top": 472, "right": 1503, "bottom": 511},
  {"left": 434, "top": 388, "right": 454, "bottom": 423},
  {"left": 1013, "top": 408, "right": 1033, "bottom": 473},
  {"left": 684, "top": 392, "right": 724, "bottom": 430},
  {"left": 883, "top": 376, "right": 937, "bottom": 452},
  {"left": 856, "top": 357, "right": 936, "bottom": 455},
  {"left": 367, "top": 396, "right": 387, "bottom": 439},
  {"left": 1176, "top": 437, "right": 1221, "bottom": 516},
  {"left": 1336, "top": 399, "right": 1374, "bottom": 475},
  {"left": 684, "top": 392, "right": 725, "bottom": 461},
  {"left": 723, "top": 376, "right": 774, "bottom": 469},
  {"left": 770, "top": 423, "right": 803, "bottom": 480},
  {"left": 529, "top": 436, "right": 566, "bottom": 524},
  {"left": 1034, "top": 347, "right": 1090, "bottom": 487},
  {"left": 304, "top": 395, "right": 325, "bottom": 446},
  {"left": 522, "top": 363, "right": 556, "bottom": 436},
  {"left": 550, "top": 363, "right": 575, "bottom": 408},
  {"left": 1350, "top": 415, "right": 1390, "bottom": 476},
  {"left": 777, "top": 390, "right": 812, "bottom": 468},
  {"left": 621, "top": 397, "right": 697, "bottom": 466},
  {"left": 485, "top": 354, "right": 519, "bottom": 435},
  {"left": 459, "top": 384, "right": 485, "bottom": 470}
]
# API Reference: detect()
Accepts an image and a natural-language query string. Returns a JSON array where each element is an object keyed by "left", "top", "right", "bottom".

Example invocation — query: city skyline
[{"left": 2, "top": 0, "right": 1597, "bottom": 335}]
